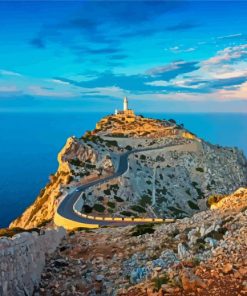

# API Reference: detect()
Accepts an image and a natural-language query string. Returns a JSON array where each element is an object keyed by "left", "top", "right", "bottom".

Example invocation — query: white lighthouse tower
[{"left": 123, "top": 96, "right": 128, "bottom": 111}]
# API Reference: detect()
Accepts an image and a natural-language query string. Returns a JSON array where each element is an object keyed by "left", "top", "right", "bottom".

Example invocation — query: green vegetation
[
  {"left": 156, "top": 155, "right": 165, "bottom": 162},
  {"left": 69, "top": 158, "right": 83, "bottom": 166},
  {"left": 103, "top": 189, "right": 111, "bottom": 195},
  {"left": 107, "top": 201, "right": 116, "bottom": 209},
  {"left": 85, "top": 163, "right": 96, "bottom": 169},
  {"left": 140, "top": 154, "right": 146, "bottom": 160},
  {"left": 120, "top": 210, "right": 136, "bottom": 217},
  {"left": 188, "top": 200, "right": 200, "bottom": 210},
  {"left": 157, "top": 187, "right": 167, "bottom": 195},
  {"left": 196, "top": 167, "right": 204, "bottom": 172},
  {"left": 125, "top": 145, "right": 132, "bottom": 151},
  {"left": 93, "top": 204, "right": 105, "bottom": 213},
  {"left": 131, "top": 223, "right": 155, "bottom": 236},
  {"left": 114, "top": 195, "right": 124, "bottom": 202},
  {"left": 191, "top": 181, "right": 205, "bottom": 199},
  {"left": 105, "top": 139, "right": 118, "bottom": 147},
  {"left": 139, "top": 195, "right": 152, "bottom": 207},
  {"left": 83, "top": 204, "right": 93, "bottom": 213},
  {"left": 152, "top": 273, "right": 169, "bottom": 291},
  {"left": 130, "top": 205, "right": 146, "bottom": 213},
  {"left": 185, "top": 189, "right": 191, "bottom": 196},
  {"left": 146, "top": 180, "right": 152, "bottom": 185}
]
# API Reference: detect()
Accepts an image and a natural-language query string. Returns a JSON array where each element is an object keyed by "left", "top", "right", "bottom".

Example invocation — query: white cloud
[
  {"left": 46, "top": 79, "right": 71, "bottom": 86},
  {"left": 216, "top": 33, "right": 243, "bottom": 40},
  {"left": 27, "top": 85, "right": 77, "bottom": 98},
  {"left": 0, "top": 69, "right": 23, "bottom": 77},
  {"left": 0, "top": 85, "right": 18, "bottom": 92},
  {"left": 204, "top": 44, "right": 247, "bottom": 65},
  {"left": 169, "top": 46, "right": 196, "bottom": 53}
]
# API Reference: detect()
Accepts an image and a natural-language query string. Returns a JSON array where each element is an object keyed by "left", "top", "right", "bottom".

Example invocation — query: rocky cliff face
[
  {"left": 0, "top": 227, "right": 65, "bottom": 296},
  {"left": 10, "top": 115, "right": 247, "bottom": 228},
  {"left": 10, "top": 136, "right": 117, "bottom": 229}
]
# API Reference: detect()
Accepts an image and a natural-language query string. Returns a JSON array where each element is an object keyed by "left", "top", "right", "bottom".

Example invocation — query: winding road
[{"left": 55, "top": 142, "right": 193, "bottom": 229}]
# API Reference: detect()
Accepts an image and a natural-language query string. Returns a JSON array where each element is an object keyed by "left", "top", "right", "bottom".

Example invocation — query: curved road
[{"left": 56, "top": 144, "right": 180, "bottom": 227}]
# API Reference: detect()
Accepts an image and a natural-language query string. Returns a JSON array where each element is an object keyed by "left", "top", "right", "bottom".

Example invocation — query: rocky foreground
[{"left": 38, "top": 188, "right": 247, "bottom": 296}]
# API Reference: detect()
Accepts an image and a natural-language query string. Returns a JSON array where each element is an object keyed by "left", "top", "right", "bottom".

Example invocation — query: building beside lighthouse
[
  {"left": 95, "top": 96, "right": 135, "bottom": 130},
  {"left": 115, "top": 96, "right": 135, "bottom": 116}
]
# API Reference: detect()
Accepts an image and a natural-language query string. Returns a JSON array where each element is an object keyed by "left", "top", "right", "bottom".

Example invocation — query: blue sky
[{"left": 0, "top": 1, "right": 247, "bottom": 113}]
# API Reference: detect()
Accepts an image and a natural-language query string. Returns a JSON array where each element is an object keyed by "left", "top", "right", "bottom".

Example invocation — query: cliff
[{"left": 10, "top": 114, "right": 247, "bottom": 229}]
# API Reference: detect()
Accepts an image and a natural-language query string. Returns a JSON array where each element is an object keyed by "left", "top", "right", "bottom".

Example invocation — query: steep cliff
[{"left": 10, "top": 135, "right": 117, "bottom": 229}]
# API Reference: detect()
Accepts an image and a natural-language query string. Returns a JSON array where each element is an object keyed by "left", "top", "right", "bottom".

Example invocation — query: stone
[
  {"left": 177, "top": 243, "right": 190, "bottom": 260},
  {"left": 95, "top": 274, "right": 104, "bottom": 282},
  {"left": 222, "top": 263, "right": 233, "bottom": 274}
]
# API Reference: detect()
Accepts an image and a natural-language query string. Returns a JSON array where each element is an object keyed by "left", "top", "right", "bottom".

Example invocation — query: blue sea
[{"left": 0, "top": 112, "right": 246, "bottom": 228}]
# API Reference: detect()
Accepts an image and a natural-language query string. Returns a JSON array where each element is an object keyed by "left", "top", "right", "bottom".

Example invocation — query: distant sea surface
[{"left": 0, "top": 112, "right": 246, "bottom": 228}]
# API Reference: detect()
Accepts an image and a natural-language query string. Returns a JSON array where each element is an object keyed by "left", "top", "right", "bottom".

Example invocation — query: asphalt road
[{"left": 57, "top": 144, "right": 178, "bottom": 226}]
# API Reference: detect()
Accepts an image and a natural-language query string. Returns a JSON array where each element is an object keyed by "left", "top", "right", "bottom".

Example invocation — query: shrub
[
  {"left": 120, "top": 211, "right": 135, "bottom": 217},
  {"left": 131, "top": 223, "right": 155, "bottom": 236},
  {"left": 139, "top": 195, "right": 152, "bottom": 207},
  {"left": 185, "top": 189, "right": 191, "bottom": 196},
  {"left": 69, "top": 158, "right": 82, "bottom": 166},
  {"left": 107, "top": 201, "right": 115, "bottom": 209},
  {"left": 140, "top": 155, "right": 146, "bottom": 160},
  {"left": 188, "top": 200, "right": 200, "bottom": 210},
  {"left": 196, "top": 167, "right": 204, "bottom": 172},
  {"left": 152, "top": 273, "right": 169, "bottom": 291},
  {"left": 83, "top": 204, "right": 93, "bottom": 213},
  {"left": 114, "top": 195, "right": 124, "bottom": 202},
  {"left": 103, "top": 189, "right": 111, "bottom": 195},
  {"left": 131, "top": 205, "right": 146, "bottom": 213},
  {"left": 93, "top": 204, "right": 105, "bottom": 213},
  {"left": 125, "top": 145, "right": 132, "bottom": 151}
]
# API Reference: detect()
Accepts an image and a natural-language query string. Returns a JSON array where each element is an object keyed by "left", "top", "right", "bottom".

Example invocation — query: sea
[{"left": 0, "top": 112, "right": 246, "bottom": 228}]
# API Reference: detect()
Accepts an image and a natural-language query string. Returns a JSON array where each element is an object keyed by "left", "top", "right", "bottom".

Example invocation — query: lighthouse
[
  {"left": 123, "top": 96, "right": 128, "bottom": 111},
  {"left": 114, "top": 96, "right": 134, "bottom": 116}
]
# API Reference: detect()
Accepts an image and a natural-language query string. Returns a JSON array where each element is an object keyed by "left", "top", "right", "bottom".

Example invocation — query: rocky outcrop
[
  {"left": 10, "top": 136, "right": 116, "bottom": 229},
  {"left": 0, "top": 227, "right": 65, "bottom": 296}
]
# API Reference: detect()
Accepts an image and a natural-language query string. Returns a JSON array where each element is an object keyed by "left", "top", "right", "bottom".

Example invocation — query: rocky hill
[
  {"left": 10, "top": 114, "right": 247, "bottom": 229},
  {"left": 37, "top": 187, "right": 247, "bottom": 295}
]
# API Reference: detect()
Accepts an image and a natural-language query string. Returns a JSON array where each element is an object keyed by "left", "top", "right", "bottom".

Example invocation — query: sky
[{"left": 0, "top": 0, "right": 247, "bottom": 113}]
